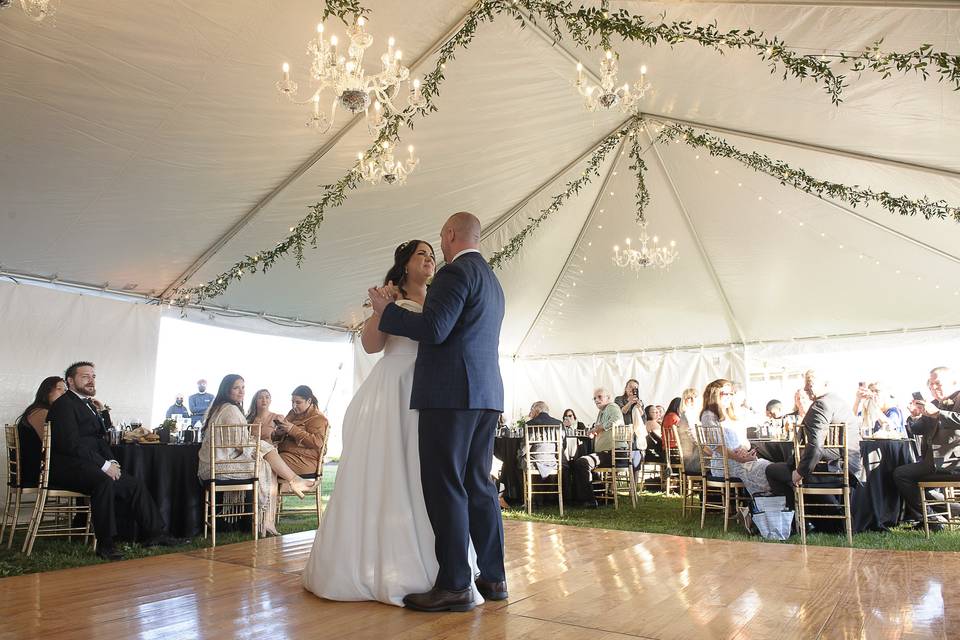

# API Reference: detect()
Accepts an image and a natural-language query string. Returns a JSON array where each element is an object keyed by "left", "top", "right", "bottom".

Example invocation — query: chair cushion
[{"left": 201, "top": 478, "right": 256, "bottom": 486}]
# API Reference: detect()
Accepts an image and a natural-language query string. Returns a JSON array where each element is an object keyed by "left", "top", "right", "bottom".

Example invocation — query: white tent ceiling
[{"left": 2, "top": 0, "right": 959, "bottom": 357}]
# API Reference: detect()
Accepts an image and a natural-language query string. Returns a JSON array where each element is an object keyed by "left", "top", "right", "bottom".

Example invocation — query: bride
[{"left": 302, "top": 239, "right": 482, "bottom": 607}]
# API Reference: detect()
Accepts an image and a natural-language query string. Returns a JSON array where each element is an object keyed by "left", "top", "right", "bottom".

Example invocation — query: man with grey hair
[
  {"left": 526, "top": 401, "right": 561, "bottom": 426},
  {"left": 764, "top": 369, "right": 864, "bottom": 512},
  {"left": 571, "top": 387, "right": 625, "bottom": 508},
  {"left": 893, "top": 366, "right": 960, "bottom": 530}
]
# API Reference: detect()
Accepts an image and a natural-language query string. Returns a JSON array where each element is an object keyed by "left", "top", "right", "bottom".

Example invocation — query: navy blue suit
[{"left": 379, "top": 250, "right": 506, "bottom": 590}]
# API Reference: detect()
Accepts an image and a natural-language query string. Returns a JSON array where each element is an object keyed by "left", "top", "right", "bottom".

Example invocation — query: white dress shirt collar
[{"left": 451, "top": 248, "right": 481, "bottom": 262}]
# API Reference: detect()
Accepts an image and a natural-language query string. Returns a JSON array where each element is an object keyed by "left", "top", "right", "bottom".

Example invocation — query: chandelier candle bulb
[{"left": 282, "top": 62, "right": 290, "bottom": 81}]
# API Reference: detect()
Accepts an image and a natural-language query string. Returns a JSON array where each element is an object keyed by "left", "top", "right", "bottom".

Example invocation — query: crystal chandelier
[
  {"left": 613, "top": 221, "right": 678, "bottom": 272},
  {"left": 276, "top": 16, "right": 426, "bottom": 136},
  {"left": 575, "top": 51, "right": 650, "bottom": 113},
  {"left": 356, "top": 141, "right": 419, "bottom": 186},
  {"left": 0, "top": 0, "right": 57, "bottom": 22}
]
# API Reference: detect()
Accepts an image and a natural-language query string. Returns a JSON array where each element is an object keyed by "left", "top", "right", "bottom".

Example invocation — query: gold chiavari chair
[
  {"left": 2, "top": 424, "right": 42, "bottom": 548},
  {"left": 523, "top": 424, "right": 564, "bottom": 516},
  {"left": 203, "top": 424, "right": 262, "bottom": 547},
  {"left": 594, "top": 423, "right": 638, "bottom": 509},
  {"left": 696, "top": 425, "right": 748, "bottom": 532},
  {"left": 661, "top": 423, "right": 684, "bottom": 496},
  {"left": 22, "top": 424, "right": 94, "bottom": 556},
  {"left": 276, "top": 439, "right": 328, "bottom": 526},
  {"left": 794, "top": 423, "right": 852, "bottom": 545},
  {"left": 918, "top": 480, "right": 960, "bottom": 538}
]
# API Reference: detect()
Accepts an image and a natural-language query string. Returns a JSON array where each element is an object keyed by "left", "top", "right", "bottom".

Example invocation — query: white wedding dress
[{"left": 302, "top": 300, "right": 483, "bottom": 607}]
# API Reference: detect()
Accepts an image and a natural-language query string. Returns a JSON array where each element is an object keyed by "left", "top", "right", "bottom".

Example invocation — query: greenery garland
[
  {"left": 176, "top": 0, "right": 960, "bottom": 304},
  {"left": 488, "top": 121, "right": 638, "bottom": 270},
  {"left": 655, "top": 122, "right": 960, "bottom": 223},
  {"left": 502, "top": 0, "right": 959, "bottom": 105}
]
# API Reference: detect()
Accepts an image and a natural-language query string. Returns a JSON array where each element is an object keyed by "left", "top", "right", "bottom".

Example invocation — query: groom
[{"left": 369, "top": 211, "right": 507, "bottom": 612}]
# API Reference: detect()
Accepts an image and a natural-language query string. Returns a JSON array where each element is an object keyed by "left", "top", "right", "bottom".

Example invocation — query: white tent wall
[
  {"left": 745, "top": 327, "right": 960, "bottom": 414},
  {"left": 504, "top": 346, "right": 746, "bottom": 422},
  {"left": 0, "top": 281, "right": 161, "bottom": 506}
]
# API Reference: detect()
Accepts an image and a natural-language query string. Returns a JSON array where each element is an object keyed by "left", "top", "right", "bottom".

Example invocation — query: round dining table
[{"left": 110, "top": 442, "right": 204, "bottom": 539}]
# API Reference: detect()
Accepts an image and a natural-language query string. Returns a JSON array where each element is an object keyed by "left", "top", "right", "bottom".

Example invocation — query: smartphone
[
  {"left": 912, "top": 391, "right": 925, "bottom": 402},
  {"left": 273, "top": 418, "right": 284, "bottom": 428}
]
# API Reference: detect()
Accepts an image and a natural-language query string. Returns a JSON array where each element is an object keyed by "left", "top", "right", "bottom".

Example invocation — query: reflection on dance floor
[{"left": 0, "top": 520, "right": 953, "bottom": 639}]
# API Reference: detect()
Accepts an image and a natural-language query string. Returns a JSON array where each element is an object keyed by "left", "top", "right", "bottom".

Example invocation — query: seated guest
[
  {"left": 644, "top": 404, "right": 666, "bottom": 463},
  {"left": 893, "top": 367, "right": 960, "bottom": 530},
  {"left": 701, "top": 379, "right": 771, "bottom": 495},
  {"left": 199, "top": 374, "right": 315, "bottom": 537},
  {"left": 527, "top": 401, "right": 561, "bottom": 425},
  {"left": 614, "top": 379, "right": 643, "bottom": 426},
  {"left": 676, "top": 388, "right": 701, "bottom": 476},
  {"left": 853, "top": 382, "right": 904, "bottom": 436},
  {"left": 49, "top": 362, "right": 180, "bottom": 560},
  {"left": 661, "top": 397, "right": 682, "bottom": 452},
  {"left": 765, "top": 370, "right": 863, "bottom": 510},
  {"left": 561, "top": 408, "right": 587, "bottom": 432},
  {"left": 246, "top": 388, "right": 285, "bottom": 442},
  {"left": 165, "top": 394, "right": 191, "bottom": 420},
  {"left": 793, "top": 388, "right": 812, "bottom": 419},
  {"left": 275, "top": 385, "right": 330, "bottom": 477},
  {"left": 766, "top": 400, "right": 785, "bottom": 420},
  {"left": 14, "top": 376, "right": 66, "bottom": 487},
  {"left": 189, "top": 379, "right": 214, "bottom": 424},
  {"left": 905, "top": 398, "right": 924, "bottom": 437},
  {"left": 572, "top": 387, "right": 626, "bottom": 508}
]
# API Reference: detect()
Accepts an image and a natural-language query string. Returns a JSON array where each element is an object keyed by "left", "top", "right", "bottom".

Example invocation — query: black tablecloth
[
  {"left": 110, "top": 443, "right": 204, "bottom": 539},
  {"left": 494, "top": 436, "right": 593, "bottom": 506},
  {"left": 749, "top": 438, "right": 916, "bottom": 532}
]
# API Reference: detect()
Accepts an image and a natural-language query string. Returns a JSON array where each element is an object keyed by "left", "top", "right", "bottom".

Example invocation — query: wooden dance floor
[{"left": 0, "top": 520, "right": 955, "bottom": 639}]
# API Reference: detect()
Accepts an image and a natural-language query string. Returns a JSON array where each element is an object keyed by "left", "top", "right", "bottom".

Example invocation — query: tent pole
[
  {"left": 481, "top": 118, "right": 633, "bottom": 243},
  {"left": 646, "top": 125, "right": 748, "bottom": 346},
  {"left": 157, "top": 5, "right": 482, "bottom": 301},
  {"left": 514, "top": 136, "right": 630, "bottom": 356},
  {"left": 517, "top": 7, "right": 960, "bottom": 180}
]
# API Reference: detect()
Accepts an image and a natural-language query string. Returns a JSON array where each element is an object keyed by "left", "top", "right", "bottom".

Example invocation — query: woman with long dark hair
[
  {"left": 276, "top": 385, "right": 330, "bottom": 476},
  {"left": 14, "top": 376, "right": 66, "bottom": 486},
  {"left": 303, "top": 239, "right": 483, "bottom": 607},
  {"left": 198, "top": 374, "right": 315, "bottom": 536}
]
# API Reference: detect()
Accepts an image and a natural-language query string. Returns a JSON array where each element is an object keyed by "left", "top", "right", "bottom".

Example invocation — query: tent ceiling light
[
  {"left": 1, "top": 0, "right": 57, "bottom": 22},
  {"left": 276, "top": 17, "right": 425, "bottom": 137},
  {"left": 575, "top": 54, "right": 650, "bottom": 113},
  {"left": 613, "top": 221, "right": 678, "bottom": 273},
  {"left": 356, "top": 142, "right": 418, "bottom": 186}
]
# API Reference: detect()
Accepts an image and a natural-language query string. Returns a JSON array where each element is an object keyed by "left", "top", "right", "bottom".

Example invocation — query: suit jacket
[
  {"left": 913, "top": 390, "right": 960, "bottom": 469},
  {"left": 797, "top": 391, "right": 865, "bottom": 484},
  {"left": 48, "top": 391, "right": 114, "bottom": 470},
  {"left": 527, "top": 413, "right": 562, "bottom": 426},
  {"left": 379, "top": 251, "right": 505, "bottom": 411}
]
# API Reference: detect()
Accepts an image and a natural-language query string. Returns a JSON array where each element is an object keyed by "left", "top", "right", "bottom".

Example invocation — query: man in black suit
[
  {"left": 893, "top": 367, "right": 960, "bottom": 530},
  {"left": 48, "top": 361, "right": 179, "bottom": 560},
  {"left": 765, "top": 369, "right": 864, "bottom": 510},
  {"left": 525, "top": 401, "right": 564, "bottom": 482},
  {"left": 372, "top": 211, "right": 506, "bottom": 612}
]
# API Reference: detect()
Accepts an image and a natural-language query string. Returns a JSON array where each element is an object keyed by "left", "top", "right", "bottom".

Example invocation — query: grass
[
  {"left": 0, "top": 463, "right": 338, "bottom": 578},
  {"left": 503, "top": 491, "right": 960, "bottom": 552}
]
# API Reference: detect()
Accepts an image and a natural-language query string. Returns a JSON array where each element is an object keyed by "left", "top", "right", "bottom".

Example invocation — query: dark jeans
[
  {"left": 50, "top": 457, "right": 165, "bottom": 548},
  {"left": 892, "top": 461, "right": 960, "bottom": 521},
  {"left": 765, "top": 462, "right": 796, "bottom": 509},
  {"left": 573, "top": 451, "right": 613, "bottom": 503}
]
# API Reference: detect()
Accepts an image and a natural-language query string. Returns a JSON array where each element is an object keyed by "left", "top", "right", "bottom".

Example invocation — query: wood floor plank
[{"left": 0, "top": 521, "right": 953, "bottom": 640}]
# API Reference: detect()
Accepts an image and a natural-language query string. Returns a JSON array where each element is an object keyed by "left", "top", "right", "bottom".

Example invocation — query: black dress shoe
[
  {"left": 96, "top": 547, "right": 123, "bottom": 561},
  {"left": 402, "top": 586, "right": 476, "bottom": 612},
  {"left": 475, "top": 578, "right": 508, "bottom": 601},
  {"left": 142, "top": 534, "right": 187, "bottom": 548}
]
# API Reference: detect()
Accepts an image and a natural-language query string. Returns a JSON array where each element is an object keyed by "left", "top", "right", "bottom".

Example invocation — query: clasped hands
[{"left": 367, "top": 281, "right": 401, "bottom": 316}]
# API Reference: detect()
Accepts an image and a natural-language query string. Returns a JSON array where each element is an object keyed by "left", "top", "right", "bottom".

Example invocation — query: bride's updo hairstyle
[{"left": 384, "top": 239, "right": 433, "bottom": 298}]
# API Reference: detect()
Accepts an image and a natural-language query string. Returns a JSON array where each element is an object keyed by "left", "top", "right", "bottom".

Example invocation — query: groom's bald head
[{"left": 440, "top": 211, "right": 481, "bottom": 262}]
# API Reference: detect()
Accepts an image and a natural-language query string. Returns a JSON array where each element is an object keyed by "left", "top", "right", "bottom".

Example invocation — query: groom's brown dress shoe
[
  {"left": 475, "top": 578, "right": 508, "bottom": 601},
  {"left": 403, "top": 586, "right": 476, "bottom": 612}
]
